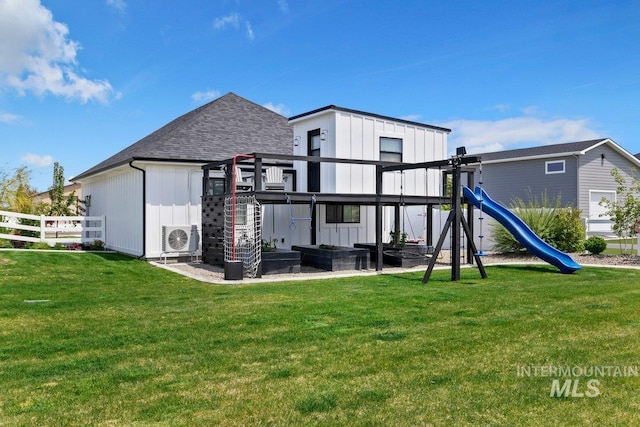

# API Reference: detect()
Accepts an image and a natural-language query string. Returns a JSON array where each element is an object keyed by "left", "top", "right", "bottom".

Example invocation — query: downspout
[{"left": 129, "top": 161, "right": 146, "bottom": 259}]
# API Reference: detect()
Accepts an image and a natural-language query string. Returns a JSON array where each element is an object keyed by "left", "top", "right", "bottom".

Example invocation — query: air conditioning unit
[{"left": 162, "top": 225, "right": 199, "bottom": 253}]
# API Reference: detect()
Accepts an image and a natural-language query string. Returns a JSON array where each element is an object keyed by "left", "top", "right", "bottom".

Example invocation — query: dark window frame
[
  {"left": 380, "top": 137, "right": 403, "bottom": 162},
  {"left": 326, "top": 204, "right": 361, "bottom": 224}
]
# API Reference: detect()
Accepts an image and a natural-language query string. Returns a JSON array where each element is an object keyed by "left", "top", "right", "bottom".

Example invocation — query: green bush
[
  {"left": 550, "top": 208, "right": 585, "bottom": 253},
  {"left": 30, "top": 241, "right": 53, "bottom": 250},
  {"left": 0, "top": 239, "right": 13, "bottom": 248},
  {"left": 491, "top": 192, "right": 584, "bottom": 254},
  {"left": 89, "top": 240, "right": 105, "bottom": 251},
  {"left": 584, "top": 236, "right": 607, "bottom": 255}
]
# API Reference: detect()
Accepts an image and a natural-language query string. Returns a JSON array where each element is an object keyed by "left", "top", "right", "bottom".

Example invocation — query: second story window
[{"left": 380, "top": 137, "right": 403, "bottom": 162}]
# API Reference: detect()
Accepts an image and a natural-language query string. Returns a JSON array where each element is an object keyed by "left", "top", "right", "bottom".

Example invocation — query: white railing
[{"left": 0, "top": 210, "right": 105, "bottom": 246}]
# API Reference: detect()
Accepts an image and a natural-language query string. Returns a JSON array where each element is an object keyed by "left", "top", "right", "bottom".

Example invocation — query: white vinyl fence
[{"left": 0, "top": 210, "right": 105, "bottom": 246}]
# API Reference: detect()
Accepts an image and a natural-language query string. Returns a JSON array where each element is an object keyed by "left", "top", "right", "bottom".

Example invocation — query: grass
[
  {"left": 1, "top": 252, "right": 640, "bottom": 426},
  {"left": 603, "top": 237, "right": 638, "bottom": 255}
]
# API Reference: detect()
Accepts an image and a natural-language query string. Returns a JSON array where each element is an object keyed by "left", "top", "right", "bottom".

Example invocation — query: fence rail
[{"left": 0, "top": 210, "right": 105, "bottom": 246}]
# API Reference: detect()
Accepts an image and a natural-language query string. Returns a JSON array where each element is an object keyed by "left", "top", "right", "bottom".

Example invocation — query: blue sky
[{"left": 1, "top": 0, "right": 639, "bottom": 192}]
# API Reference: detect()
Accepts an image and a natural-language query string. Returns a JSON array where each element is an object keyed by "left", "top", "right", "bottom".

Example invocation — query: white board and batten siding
[
  {"left": 80, "top": 162, "right": 204, "bottom": 258},
  {"left": 144, "top": 164, "right": 203, "bottom": 258},
  {"left": 81, "top": 166, "right": 144, "bottom": 256},
  {"left": 291, "top": 108, "right": 448, "bottom": 246}
]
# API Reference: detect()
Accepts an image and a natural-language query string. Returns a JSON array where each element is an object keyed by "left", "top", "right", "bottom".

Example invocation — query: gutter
[{"left": 129, "top": 161, "right": 146, "bottom": 258}]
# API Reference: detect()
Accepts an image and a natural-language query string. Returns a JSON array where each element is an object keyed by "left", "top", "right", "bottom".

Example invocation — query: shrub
[
  {"left": 491, "top": 192, "right": 584, "bottom": 253},
  {"left": 550, "top": 208, "right": 584, "bottom": 253},
  {"left": 67, "top": 242, "right": 83, "bottom": 251},
  {"left": 89, "top": 240, "right": 105, "bottom": 251},
  {"left": 31, "top": 241, "right": 53, "bottom": 250},
  {"left": 584, "top": 236, "right": 607, "bottom": 255}
]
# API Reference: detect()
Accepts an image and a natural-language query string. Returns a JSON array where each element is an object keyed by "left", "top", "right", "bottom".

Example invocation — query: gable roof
[
  {"left": 289, "top": 105, "right": 451, "bottom": 133},
  {"left": 476, "top": 138, "right": 640, "bottom": 167},
  {"left": 73, "top": 92, "right": 292, "bottom": 181}
]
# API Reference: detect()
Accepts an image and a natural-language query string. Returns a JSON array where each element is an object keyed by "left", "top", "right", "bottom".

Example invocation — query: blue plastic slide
[{"left": 463, "top": 186, "right": 581, "bottom": 274}]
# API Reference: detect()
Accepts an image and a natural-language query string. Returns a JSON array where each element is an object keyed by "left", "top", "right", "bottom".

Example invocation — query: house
[
  {"left": 34, "top": 182, "right": 82, "bottom": 206},
  {"left": 73, "top": 91, "right": 452, "bottom": 260},
  {"left": 473, "top": 138, "right": 640, "bottom": 237},
  {"left": 288, "top": 105, "right": 450, "bottom": 246},
  {"left": 71, "top": 93, "right": 292, "bottom": 258}
]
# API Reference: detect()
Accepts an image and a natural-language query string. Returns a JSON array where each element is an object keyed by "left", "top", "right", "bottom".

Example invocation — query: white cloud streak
[
  {"left": 263, "top": 102, "right": 290, "bottom": 116},
  {"left": 245, "top": 22, "right": 254, "bottom": 40},
  {"left": 21, "top": 153, "right": 53, "bottom": 167},
  {"left": 106, "top": 0, "right": 126, "bottom": 14},
  {"left": 213, "top": 13, "right": 254, "bottom": 40},
  {"left": 278, "top": 0, "right": 289, "bottom": 13},
  {"left": 213, "top": 14, "right": 240, "bottom": 30},
  {"left": 191, "top": 90, "right": 220, "bottom": 103},
  {"left": 0, "top": 0, "right": 113, "bottom": 103},
  {"left": 442, "top": 116, "right": 602, "bottom": 154},
  {"left": 0, "top": 111, "right": 21, "bottom": 124}
]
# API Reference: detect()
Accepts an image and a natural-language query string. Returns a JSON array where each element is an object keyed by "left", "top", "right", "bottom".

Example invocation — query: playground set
[{"left": 202, "top": 147, "right": 581, "bottom": 282}]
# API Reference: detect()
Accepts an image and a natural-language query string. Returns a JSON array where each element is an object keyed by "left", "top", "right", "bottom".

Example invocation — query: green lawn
[{"left": 1, "top": 252, "right": 639, "bottom": 426}]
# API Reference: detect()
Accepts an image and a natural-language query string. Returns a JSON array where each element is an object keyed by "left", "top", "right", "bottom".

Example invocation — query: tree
[
  {"left": 0, "top": 166, "right": 38, "bottom": 213},
  {"left": 600, "top": 167, "right": 640, "bottom": 254},
  {"left": 47, "top": 162, "right": 82, "bottom": 216}
]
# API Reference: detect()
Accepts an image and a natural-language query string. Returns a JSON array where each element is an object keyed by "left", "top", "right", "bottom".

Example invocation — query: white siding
[
  {"left": 292, "top": 108, "right": 448, "bottom": 246},
  {"left": 82, "top": 167, "right": 143, "bottom": 256},
  {"left": 145, "top": 164, "right": 203, "bottom": 259}
]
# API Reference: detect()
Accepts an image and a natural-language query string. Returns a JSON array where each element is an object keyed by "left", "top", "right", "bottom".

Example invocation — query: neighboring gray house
[
  {"left": 72, "top": 92, "right": 293, "bottom": 258},
  {"left": 473, "top": 138, "right": 640, "bottom": 235}
]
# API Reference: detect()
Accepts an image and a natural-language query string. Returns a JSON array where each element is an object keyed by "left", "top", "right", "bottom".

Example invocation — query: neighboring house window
[
  {"left": 545, "top": 160, "right": 565, "bottom": 174},
  {"left": 326, "top": 204, "right": 361, "bottom": 224},
  {"left": 380, "top": 137, "right": 403, "bottom": 162}
]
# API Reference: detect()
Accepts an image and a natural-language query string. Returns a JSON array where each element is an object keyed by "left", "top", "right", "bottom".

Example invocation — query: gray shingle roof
[
  {"left": 475, "top": 139, "right": 608, "bottom": 162},
  {"left": 73, "top": 92, "right": 292, "bottom": 180}
]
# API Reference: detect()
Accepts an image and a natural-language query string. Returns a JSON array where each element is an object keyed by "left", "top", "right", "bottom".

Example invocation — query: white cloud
[
  {"left": 0, "top": 0, "right": 113, "bottom": 103},
  {"left": 0, "top": 111, "right": 21, "bottom": 124},
  {"left": 21, "top": 153, "right": 53, "bottom": 167},
  {"left": 442, "top": 116, "right": 601, "bottom": 154},
  {"left": 278, "top": 0, "right": 289, "bottom": 13},
  {"left": 245, "top": 21, "right": 254, "bottom": 40},
  {"left": 106, "top": 0, "right": 126, "bottom": 14},
  {"left": 191, "top": 90, "right": 220, "bottom": 103},
  {"left": 263, "top": 102, "right": 290, "bottom": 116},
  {"left": 213, "top": 14, "right": 240, "bottom": 30},
  {"left": 213, "top": 13, "right": 254, "bottom": 40}
]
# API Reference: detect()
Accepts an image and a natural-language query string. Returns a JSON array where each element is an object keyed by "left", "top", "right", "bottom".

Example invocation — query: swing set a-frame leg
[
  {"left": 422, "top": 207, "right": 487, "bottom": 283},
  {"left": 422, "top": 209, "right": 455, "bottom": 283}
]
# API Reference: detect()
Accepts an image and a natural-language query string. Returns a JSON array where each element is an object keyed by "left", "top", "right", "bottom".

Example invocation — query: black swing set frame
[{"left": 376, "top": 148, "right": 487, "bottom": 283}]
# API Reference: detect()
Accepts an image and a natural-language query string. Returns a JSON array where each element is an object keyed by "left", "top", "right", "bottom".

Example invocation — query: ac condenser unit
[{"left": 162, "top": 225, "right": 198, "bottom": 253}]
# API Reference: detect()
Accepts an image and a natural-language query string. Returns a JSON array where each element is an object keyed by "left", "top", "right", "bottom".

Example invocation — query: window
[
  {"left": 545, "top": 160, "right": 565, "bottom": 174},
  {"left": 206, "top": 178, "right": 225, "bottom": 195},
  {"left": 326, "top": 204, "right": 360, "bottom": 224},
  {"left": 380, "top": 137, "right": 403, "bottom": 162}
]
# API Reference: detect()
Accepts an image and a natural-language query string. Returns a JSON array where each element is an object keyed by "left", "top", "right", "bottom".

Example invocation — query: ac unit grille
[{"left": 162, "top": 225, "right": 196, "bottom": 253}]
